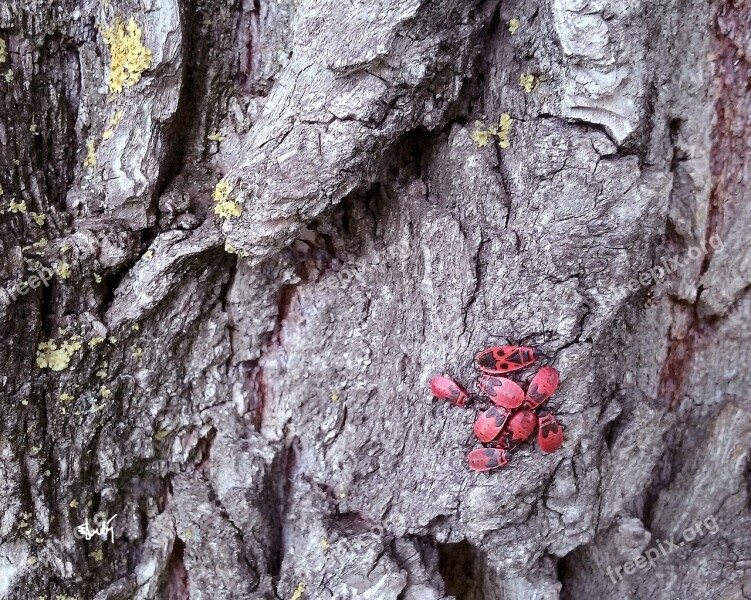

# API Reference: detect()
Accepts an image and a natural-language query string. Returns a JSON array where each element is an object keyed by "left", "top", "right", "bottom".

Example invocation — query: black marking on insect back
[
  {"left": 488, "top": 406, "right": 509, "bottom": 426},
  {"left": 482, "top": 448, "right": 500, "bottom": 468},
  {"left": 527, "top": 384, "right": 545, "bottom": 402},
  {"left": 506, "top": 350, "right": 522, "bottom": 364},
  {"left": 480, "top": 376, "right": 498, "bottom": 397},
  {"left": 478, "top": 352, "right": 497, "bottom": 369}
]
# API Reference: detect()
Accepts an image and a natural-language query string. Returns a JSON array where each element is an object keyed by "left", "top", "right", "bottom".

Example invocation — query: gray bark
[{"left": 0, "top": 0, "right": 749, "bottom": 599}]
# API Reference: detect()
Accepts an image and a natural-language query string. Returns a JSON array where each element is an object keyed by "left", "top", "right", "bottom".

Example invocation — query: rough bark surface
[{"left": 0, "top": 0, "right": 749, "bottom": 599}]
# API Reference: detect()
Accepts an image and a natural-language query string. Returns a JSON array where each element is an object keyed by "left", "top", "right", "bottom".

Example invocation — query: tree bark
[{"left": 0, "top": 0, "right": 749, "bottom": 599}]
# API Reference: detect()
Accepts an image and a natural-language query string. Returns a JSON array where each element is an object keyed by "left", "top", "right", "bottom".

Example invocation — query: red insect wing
[
  {"left": 468, "top": 448, "right": 508, "bottom": 471},
  {"left": 476, "top": 346, "right": 540, "bottom": 374},
  {"left": 526, "top": 367, "right": 560, "bottom": 409},
  {"left": 538, "top": 414, "right": 564, "bottom": 453},
  {"left": 430, "top": 375, "right": 468, "bottom": 407},
  {"left": 506, "top": 409, "right": 538, "bottom": 443},
  {"left": 473, "top": 406, "right": 510, "bottom": 443},
  {"left": 479, "top": 375, "right": 524, "bottom": 409}
]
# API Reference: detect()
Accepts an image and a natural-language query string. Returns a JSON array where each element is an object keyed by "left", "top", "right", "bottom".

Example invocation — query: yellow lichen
[
  {"left": 36, "top": 338, "right": 82, "bottom": 371},
  {"left": 520, "top": 73, "right": 538, "bottom": 93},
  {"left": 57, "top": 262, "right": 71, "bottom": 279},
  {"left": 330, "top": 390, "right": 339, "bottom": 402},
  {"left": 84, "top": 139, "right": 97, "bottom": 168},
  {"left": 89, "top": 336, "right": 105, "bottom": 348},
  {"left": 4, "top": 69, "right": 13, "bottom": 82},
  {"left": 10, "top": 199, "right": 26, "bottom": 213},
  {"left": 216, "top": 200, "right": 242, "bottom": 219},
  {"left": 470, "top": 122, "right": 493, "bottom": 148},
  {"left": 497, "top": 113, "right": 513, "bottom": 149},
  {"left": 61, "top": 244, "right": 71, "bottom": 254},
  {"left": 60, "top": 393, "right": 74, "bottom": 402},
  {"left": 213, "top": 180, "right": 234, "bottom": 201},
  {"left": 30, "top": 212, "right": 46, "bottom": 226},
  {"left": 101, "top": 17, "right": 153, "bottom": 95},
  {"left": 224, "top": 242, "right": 248, "bottom": 257},
  {"left": 320, "top": 537, "right": 330, "bottom": 551},
  {"left": 508, "top": 18, "right": 521, "bottom": 34},
  {"left": 290, "top": 582, "right": 306, "bottom": 600},
  {"left": 32, "top": 238, "right": 47, "bottom": 249},
  {"left": 142, "top": 248, "right": 154, "bottom": 261},
  {"left": 90, "top": 549, "right": 104, "bottom": 561},
  {"left": 69, "top": 499, "right": 79, "bottom": 508},
  {"left": 154, "top": 429, "right": 170, "bottom": 441},
  {"left": 94, "top": 273, "right": 103, "bottom": 283},
  {"left": 102, "top": 111, "right": 123, "bottom": 141},
  {"left": 207, "top": 131, "right": 225, "bottom": 142},
  {"left": 471, "top": 114, "right": 513, "bottom": 149},
  {"left": 132, "top": 347, "right": 143, "bottom": 359},
  {"left": 95, "top": 369, "right": 108, "bottom": 379},
  {"left": 212, "top": 180, "right": 243, "bottom": 219},
  {"left": 99, "top": 385, "right": 112, "bottom": 399},
  {"left": 0, "top": 39, "right": 7, "bottom": 64}
]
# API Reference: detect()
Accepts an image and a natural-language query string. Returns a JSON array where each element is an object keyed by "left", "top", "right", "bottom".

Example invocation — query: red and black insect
[
  {"left": 467, "top": 447, "right": 508, "bottom": 471},
  {"left": 479, "top": 375, "right": 524, "bottom": 409},
  {"left": 537, "top": 413, "right": 564, "bottom": 453},
  {"left": 430, "top": 375, "right": 469, "bottom": 407},
  {"left": 476, "top": 346, "right": 540, "bottom": 374},
  {"left": 525, "top": 366, "right": 560, "bottom": 410},
  {"left": 432, "top": 345, "right": 564, "bottom": 471},
  {"left": 496, "top": 409, "right": 537, "bottom": 448},
  {"left": 473, "top": 406, "right": 510, "bottom": 443}
]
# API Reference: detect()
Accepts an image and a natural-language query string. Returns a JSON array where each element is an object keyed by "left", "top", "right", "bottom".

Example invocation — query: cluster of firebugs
[{"left": 430, "top": 346, "right": 564, "bottom": 471}]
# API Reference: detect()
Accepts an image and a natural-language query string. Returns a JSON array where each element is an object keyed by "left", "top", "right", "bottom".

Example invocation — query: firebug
[
  {"left": 525, "top": 366, "right": 560, "bottom": 409},
  {"left": 476, "top": 346, "right": 540, "bottom": 374},
  {"left": 473, "top": 406, "right": 510, "bottom": 443},
  {"left": 430, "top": 375, "right": 469, "bottom": 407},
  {"left": 468, "top": 447, "right": 508, "bottom": 471},
  {"left": 537, "top": 413, "right": 564, "bottom": 453},
  {"left": 479, "top": 375, "right": 524, "bottom": 409},
  {"left": 503, "top": 409, "right": 538, "bottom": 447}
]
